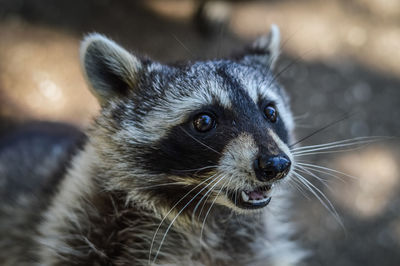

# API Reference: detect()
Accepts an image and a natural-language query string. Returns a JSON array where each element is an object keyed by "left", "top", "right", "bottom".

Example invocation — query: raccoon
[{"left": 0, "top": 25, "right": 307, "bottom": 265}]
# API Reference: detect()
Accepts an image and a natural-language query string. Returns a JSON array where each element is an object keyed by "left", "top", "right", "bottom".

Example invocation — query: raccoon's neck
[{"left": 37, "top": 143, "right": 265, "bottom": 265}]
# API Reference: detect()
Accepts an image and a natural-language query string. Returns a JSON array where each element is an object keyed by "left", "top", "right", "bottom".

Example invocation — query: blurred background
[{"left": 0, "top": 0, "right": 399, "bottom": 265}]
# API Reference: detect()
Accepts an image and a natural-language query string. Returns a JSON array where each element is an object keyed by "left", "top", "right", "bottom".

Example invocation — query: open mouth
[{"left": 226, "top": 185, "right": 272, "bottom": 209}]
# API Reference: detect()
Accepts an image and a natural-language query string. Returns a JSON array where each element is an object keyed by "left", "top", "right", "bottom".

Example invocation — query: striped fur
[{"left": 0, "top": 26, "right": 307, "bottom": 265}]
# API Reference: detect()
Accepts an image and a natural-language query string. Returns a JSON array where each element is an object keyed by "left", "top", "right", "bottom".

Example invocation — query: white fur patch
[
  {"left": 218, "top": 133, "right": 259, "bottom": 189},
  {"left": 263, "top": 189, "right": 309, "bottom": 266}
]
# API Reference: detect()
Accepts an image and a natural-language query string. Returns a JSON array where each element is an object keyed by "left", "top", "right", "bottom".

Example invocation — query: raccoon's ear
[
  {"left": 242, "top": 24, "right": 280, "bottom": 69},
  {"left": 80, "top": 33, "right": 142, "bottom": 104}
]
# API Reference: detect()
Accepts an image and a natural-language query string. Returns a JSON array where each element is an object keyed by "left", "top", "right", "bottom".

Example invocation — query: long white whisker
[
  {"left": 151, "top": 173, "right": 227, "bottom": 264},
  {"left": 294, "top": 166, "right": 330, "bottom": 183},
  {"left": 180, "top": 127, "right": 221, "bottom": 155},
  {"left": 290, "top": 136, "right": 384, "bottom": 152},
  {"left": 293, "top": 147, "right": 366, "bottom": 156},
  {"left": 200, "top": 175, "right": 233, "bottom": 240},
  {"left": 295, "top": 166, "right": 334, "bottom": 193},
  {"left": 148, "top": 173, "right": 218, "bottom": 264},
  {"left": 192, "top": 173, "right": 227, "bottom": 221},
  {"left": 296, "top": 165, "right": 346, "bottom": 183},
  {"left": 292, "top": 171, "right": 343, "bottom": 228},
  {"left": 136, "top": 182, "right": 187, "bottom": 190},
  {"left": 294, "top": 174, "right": 329, "bottom": 210},
  {"left": 288, "top": 179, "right": 311, "bottom": 200},
  {"left": 197, "top": 183, "right": 217, "bottom": 219},
  {"left": 297, "top": 162, "right": 357, "bottom": 180},
  {"left": 171, "top": 165, "right": 218, "bottom": 173},
  {"left": 291, "top": 137, "right": 384, "bottom": 154}
]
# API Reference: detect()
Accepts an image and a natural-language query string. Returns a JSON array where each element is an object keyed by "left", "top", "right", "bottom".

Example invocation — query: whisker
[
  {"left": 289, "top": 112, "right": 355, "bottom": 148},
  {"left": 197, "top": 185, "right": 216, "bottom": 219},
  {"left": 135, "top": 182, "right": 187, "bottom": 190},
  {"left": 268, "top": 48, "right": 313, "bottom": 88},
  {"left": 296, "top": 162, "right": 357, "bottom": 180},
  {"left": 280, "top": 25, "right": 306, "bottom": 52},
  {"left": 171, "top": 165, "right": 218, "bottom": 173},
  {"left": 294, "top": 166, "right": 330, "bottom": 184},
  {"left": 192, "top": 173, "right": 227, "bottom": 221},
  {"left": 148, "top": 172, "right": 219, "bottom": 264},
  {"left": 292, "top": 138, "right": 384, "bottom": 155},
  {"left": 295, "top": 165, "right": 344, "bottom": 183},
  {"left": 151, "top": 173, "right": 227, "bottom": 264},
  {"left": 293, "top": 148, "right": 366, "bottom": 156},
  {"left": 294, "top": 175, "right": 334, "bottom": 214},
  {"left": 298, "top": 165, "right": 347, "bottom": 183},
  {"left": 294, "top": 166, "right": 334, "bottom": 193},
  {"left": 180, "top": 127, "right": 221, "bottom": 155},
  {"left": 291, "top": 136, "right": 385, "bottom": 152},
  {"left": 288, "top": 179, "right": 311, "bottom": 200},
  {"left": 293, "top": 144, "right": 375, "bottom": 155},
  {"left": 200, "top": 175, "right": 233, "bottom": 240},
  {"left": 292, "top": 171, "right": 343, "bottom": 228},
  {"left": 171, "top": 34, "right": 196, "bottom": 58}
]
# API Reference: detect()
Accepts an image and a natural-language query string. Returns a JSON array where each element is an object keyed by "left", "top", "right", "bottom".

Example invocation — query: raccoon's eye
[
  {"left": 193, "top": 113, "right": 216, "bottom": 132},
  {"left": 263, "top": 104, "right": 278, "bottom": 123}
]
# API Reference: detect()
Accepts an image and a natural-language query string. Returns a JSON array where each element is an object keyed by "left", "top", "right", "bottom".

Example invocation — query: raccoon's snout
[{"left": 254, "top": 154, "right": 291, "bottom": 182}]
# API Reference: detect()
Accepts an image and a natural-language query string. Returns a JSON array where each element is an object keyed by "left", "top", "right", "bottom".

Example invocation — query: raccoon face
[{"left": 80, "top": 25, "right": 294, "bottom": 213}]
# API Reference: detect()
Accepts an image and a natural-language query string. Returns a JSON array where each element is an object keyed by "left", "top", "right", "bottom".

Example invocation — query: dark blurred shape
[
  {"left": 194, "top": 0, "right": 232, "bottom": 37},
  {"left": 0, "top": 121, "right": 85, "bottom": 204}
]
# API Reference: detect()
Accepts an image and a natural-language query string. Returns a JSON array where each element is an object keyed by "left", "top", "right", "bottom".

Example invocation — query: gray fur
[{"left": 0, "top": 26, "right": 307, "bottom": 265}]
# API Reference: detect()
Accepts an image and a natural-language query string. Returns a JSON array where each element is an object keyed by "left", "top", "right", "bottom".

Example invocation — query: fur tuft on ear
[
  {"left": 243, "top": 24, "right": 281, "bottom": 69},
  {"left": 80, "top": 33, "right": 142, "bottom": 104}
]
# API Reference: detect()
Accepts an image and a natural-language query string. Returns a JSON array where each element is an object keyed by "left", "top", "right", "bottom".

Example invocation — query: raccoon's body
[{"left": 0, "top": 26, "right": 307, "bottom": 265}]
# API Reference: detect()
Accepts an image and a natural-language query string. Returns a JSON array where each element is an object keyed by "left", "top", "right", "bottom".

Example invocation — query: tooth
[
  {"left": 247, "top": 197, "right": 271, "bottom": 204},
  {"left": 241, "top": 191, "right": 249, "bottom": 202}
]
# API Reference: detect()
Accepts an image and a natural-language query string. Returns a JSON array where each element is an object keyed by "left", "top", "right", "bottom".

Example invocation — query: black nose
[{"left": 254, "top": 155, "right": 291, "bottom": 182}]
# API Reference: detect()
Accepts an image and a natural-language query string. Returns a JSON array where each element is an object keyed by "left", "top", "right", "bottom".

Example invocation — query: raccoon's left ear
[
  {"left": 80, "top": 33, "right": 142, "bottom": 105},
  {"left": 241, "top": 24, "right": 280, "bottom": 69}
]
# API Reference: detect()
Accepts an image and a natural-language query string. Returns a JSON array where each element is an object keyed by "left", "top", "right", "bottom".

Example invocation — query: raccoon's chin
[{"left": 225, "top": 185, "right": 272, "bottom": 210}]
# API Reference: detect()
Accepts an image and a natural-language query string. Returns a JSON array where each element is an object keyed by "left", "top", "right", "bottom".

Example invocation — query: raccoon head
[{"left": 80, "top": 25, "right": 294, "bottom": 214}]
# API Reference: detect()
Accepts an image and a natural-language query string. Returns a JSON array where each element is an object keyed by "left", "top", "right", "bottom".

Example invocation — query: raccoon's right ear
[
  {"left": 240, "top": 24, "right": 280, "bottom": 69},
  {"left": 80, "top": 33, "right": 142, "bottom": 105}
]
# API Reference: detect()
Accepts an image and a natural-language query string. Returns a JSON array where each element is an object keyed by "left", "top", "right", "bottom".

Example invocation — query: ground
[{"left": 0, "top": 0, "right": 399, "bottom": 265}]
